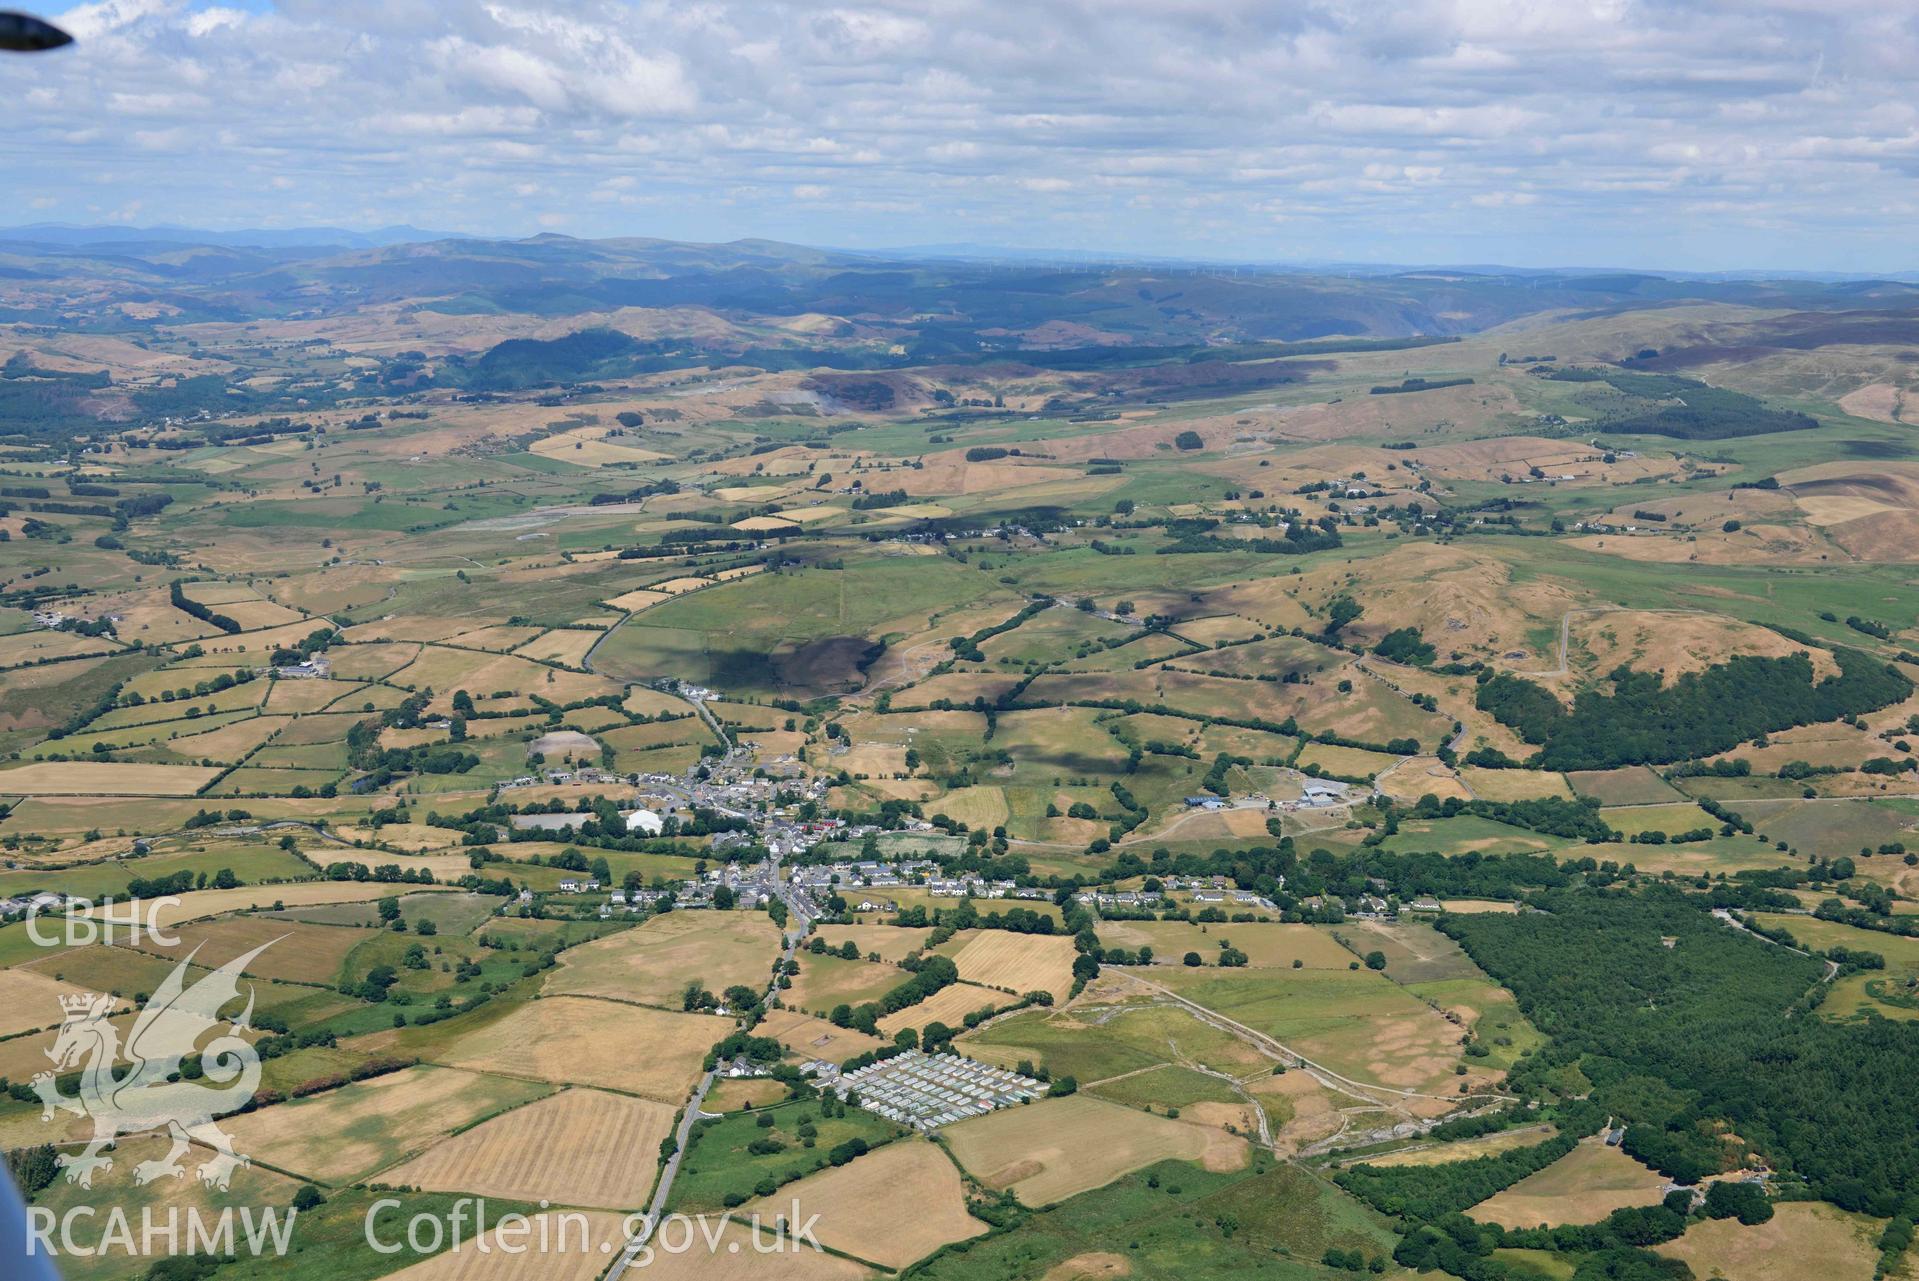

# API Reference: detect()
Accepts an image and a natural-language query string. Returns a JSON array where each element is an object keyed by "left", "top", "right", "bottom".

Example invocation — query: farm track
[
  {"left": 1711, "top": 908, "right": 1841, "bottom": 1010},
  {"left": 1515, "top": 604, "right": 1726, "bottom": 680},
  {"left": 1122, "top": 972, "right": 1510, "bottom": 1119}
]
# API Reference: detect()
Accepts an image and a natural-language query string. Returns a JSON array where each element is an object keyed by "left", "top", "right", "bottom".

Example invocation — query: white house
[{"left": 624, "top": 808, "right": 664, "bottom": 835}]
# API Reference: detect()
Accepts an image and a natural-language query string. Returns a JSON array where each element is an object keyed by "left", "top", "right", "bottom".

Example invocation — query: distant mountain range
[
  {"left": 0, "top": 223, "right": 466, "bottom": 250},
  {"left": 3, "top": 227, "right": 1917, "bottom": 357},
  {"left": 1, "top": 225, "right": 1911, "bottom": 281}
]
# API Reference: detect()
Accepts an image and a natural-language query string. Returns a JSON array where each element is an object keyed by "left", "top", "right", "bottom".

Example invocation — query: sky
[{"left": 7, "top": 0, "right": 1919, "bottom": 270}]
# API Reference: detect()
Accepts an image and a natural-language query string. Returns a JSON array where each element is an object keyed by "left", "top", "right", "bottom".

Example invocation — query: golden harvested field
[
  {"left": 432, "top": 996, "right": 728, "bottom": 1100},
  {"left": 80, "top": 881, "right": 451, "bottom": 929},
  {"left": 747, "top": 1138, "right": 986, "bottom": 1269},
  {"left": 1094, "top": 920, "right": 1353, "bottom": 969},
  {"left": 381, "top": 1088, "right": 674, "bottom": 1209},
  {"left": 127, "top": 915, "right": 363, "bottom": 984},
  {"left": 0, "top": 761, "right": 222, "bottom": 795},
  {"left": 1655, "top": 1201, "right": 1885, "bottom": 1281},
  {"left": 1458, "top": 768, "right": 1573, "bottom": 802},
  {"left": 221, "top": 1065, "right": 548, "bottom": 1184},
  {"left": 379, "top": 1211, "right": 631, "bottom": 1281},
  {"left": 0, "top": 628, "right": 118, "bottom": 669},
  {"left": 1295, "top": 743, "right": 1398, "bottom": 779},
  {"left": 1365, "top": 1124, "right": 1559, "bottom": 1168},
  {"left": 1376, "top": 757, "right": 1474, "bottom": 805},
  {"left": 875, "top": 981, "right": 1009, "bottom": 1039},
  {"left": 544, "top": 911, "right": 782, "bottom": 1009},
  {"left": 0, "top": 966, "right": 128, "bottom": 1037},
  {"left": 1469, "top": 1139, "right": 1670, "bottom": 1229},
  {"left": 514, "top": 628, "right": 601, "bottom": 667},
  {"left": 1437, "top": 899, "right": 1521, "bottom": 913},
  {"left": 606, "top": 587, "right": 673, "bottom": 612},
  {"left": 809, "top": 924, "right": 933, "bottom": 964},
  {"left": 159, "top": 713, "right": 292, "bottom": 762},
  {"left": 759, "top": 1006, "right": 888, "bottom": 1061},
  {"left": 943, "top": 1094, "right": 1245, "bottom": 1207},
  {"left": 945, "top": 930, "right": 1079, "bottom": 1001}
]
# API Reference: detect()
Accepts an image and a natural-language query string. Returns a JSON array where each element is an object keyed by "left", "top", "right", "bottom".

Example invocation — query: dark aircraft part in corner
[{"left": 0, "top": 10, "right": 73, "bottom": 52}]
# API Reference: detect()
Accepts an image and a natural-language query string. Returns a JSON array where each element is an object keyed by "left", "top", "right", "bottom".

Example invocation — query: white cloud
[{"left": 9, "top": 0, "right": 1917, "bottom": 267}]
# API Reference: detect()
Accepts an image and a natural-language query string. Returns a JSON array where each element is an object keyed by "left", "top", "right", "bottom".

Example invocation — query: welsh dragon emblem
[{"left": 33, "top": 941, "right": 273, "bottom": 1190}]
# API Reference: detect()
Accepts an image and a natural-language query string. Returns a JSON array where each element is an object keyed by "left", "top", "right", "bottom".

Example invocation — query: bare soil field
[
  {"left": 380, "top": 1087, "right": 674, "bottom": 1209},
  {"left": 943, "top": 1094, "right": 1246, "bottom": 1206},
  {"left": 746, "top": 1138, "right": 986, "bottom": 1268}
]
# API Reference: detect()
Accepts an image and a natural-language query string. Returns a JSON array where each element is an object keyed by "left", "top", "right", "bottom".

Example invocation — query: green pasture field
[
  {"left": 270, "top": 890, "right": 503, "bottom": 935},
  {"left": 1088, "top": 1063, "right": 1246, "bottom": 1112},
  {"left": 1735, "top": 798, "right": 1919, "bottom": 858},
  {"left": 1153, "top": 965, "right": 1466, "bottom": 1094},
  {"left": 1752, "top": 912, "right": 1919, "bottom": 1021},
  {"left": 1566, "top": 766, "right": 1686, "bottom": 805},
  {"left": 787, "top": 950, "right": 906, "bottom": 1014},
  {"left": 962, "top": 998, "right": 1270, "bottom": 1083},
  {"left": 910, "top": 1159, "right": 1398, "bottom": 1281},
  {"left": 1374, "top": 815, "right": 1573, "bottom": 857},
  {"left": 1492, "top": 540, "right": 1919, "bottom": 653},
  {"left": 1600, "top": 802, "right": 1716, "bottom": 837},
  {"left": 0, "top": 844, "right": 312, "bottom": 900},
  {"left": 668, "top": 1098, "right": 906, "bottom": 1213},
  {"left": 0, "top": 652, "right": 165, "bottom": 756}
]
